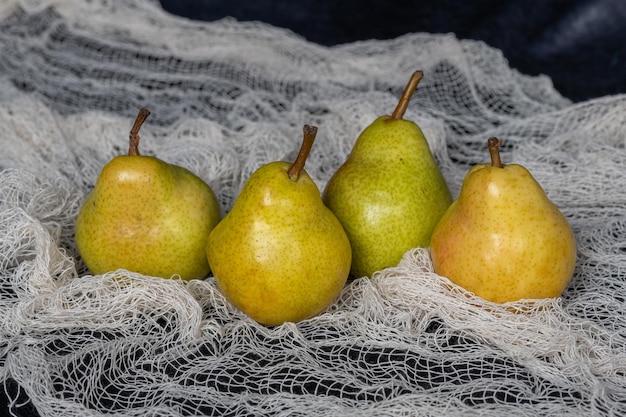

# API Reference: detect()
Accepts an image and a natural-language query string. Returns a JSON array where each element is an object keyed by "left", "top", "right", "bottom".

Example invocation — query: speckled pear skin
[
  {"left": 323, "top": 116, "right": 452, "bottom": 278},
  {"left": 430, "top": 161, "right": 577, "bottom": 303},
  {"left": 206, "top": 161, "right": 352, "bottom": 326},
  {"left": 76, "top": 155, "right": 221, "bottom": 280}
]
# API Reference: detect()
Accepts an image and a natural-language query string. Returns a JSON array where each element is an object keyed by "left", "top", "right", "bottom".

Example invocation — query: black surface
[
  {"left": 1, "top": 378, "right": 40, "bottom": 417},
  {"left": 159, "top": 0, "right": 626, "bottom": 102}
]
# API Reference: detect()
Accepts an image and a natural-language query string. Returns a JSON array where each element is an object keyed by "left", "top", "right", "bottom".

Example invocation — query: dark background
[
  {"left": 159, "top": 0, "right": 626, "bottom": 102},
  {"left": 2, "top": 1, "right": 625, "bottom": 416}
]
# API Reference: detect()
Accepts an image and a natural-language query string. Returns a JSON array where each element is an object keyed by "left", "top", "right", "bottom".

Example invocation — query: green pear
[
  {"left": 430, "top": 137, "right": 577, "bottom": 303},
  {"left": 323, "top": 71, "right": 452, "bottom": 278},
  {"left": 75, "top": 108, "right": 221, "bottom": 280},
  {"left": 206, "top": 125, "right": 352, "bottom": 326}
]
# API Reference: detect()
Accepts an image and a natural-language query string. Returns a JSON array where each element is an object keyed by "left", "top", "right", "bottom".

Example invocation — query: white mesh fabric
[{"left": 1, "top": 0, "right": 625, "bottom": 416}]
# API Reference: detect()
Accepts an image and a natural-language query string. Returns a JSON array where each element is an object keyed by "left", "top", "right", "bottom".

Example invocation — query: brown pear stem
[
  {"left": 390, "top": 70, "right": 424, "bottom": 120},
  {"left": 128, "top": 108, "right": 151, "bottom": 156},
  {"left": 488, "top": 137, "right": 504, "bottom": 168},
  {"left": 287, "top": 125, "right": 318, "bottom": 181}
]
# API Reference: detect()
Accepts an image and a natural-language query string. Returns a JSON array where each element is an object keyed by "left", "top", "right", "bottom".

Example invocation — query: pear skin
[
  {"left": 323, "top": 71, "right": 451, "bottom": 278},
  {"left": 206, "top": 126, "right": 352, "bottom": 326},
  {"left": 76, "top": 109, "right": 221, "bottom": 280},
  {"left": 430, "top": 138, "right": 577, "bottom": 303}
]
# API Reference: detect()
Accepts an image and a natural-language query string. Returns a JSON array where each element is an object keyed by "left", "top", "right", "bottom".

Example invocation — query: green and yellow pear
[
  {"left": 323, "top": 71, "right": 452, "bottom": 278},
  {"left": 206, "top": 125, "right": 352, "bottom": 326},
  {"left": 75, "top": 108, "right": 221, "bottom": 280},
  {"left": 430, "top": 137, "right": 577, "bottom": 303}
]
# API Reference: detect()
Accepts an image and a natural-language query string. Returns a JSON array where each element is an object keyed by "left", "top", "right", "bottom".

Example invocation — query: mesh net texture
[{"left": 1, "top": 0, "right": 625, "bottom": 416}]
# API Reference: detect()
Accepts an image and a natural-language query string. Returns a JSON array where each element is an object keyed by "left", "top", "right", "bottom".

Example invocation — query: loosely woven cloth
[{"left": 1, "top": 1, "right": 625, "bottom": 415}]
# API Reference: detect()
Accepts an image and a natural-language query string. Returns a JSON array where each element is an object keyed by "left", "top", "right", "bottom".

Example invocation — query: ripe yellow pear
[
  {"left": 430, "top": 137, "right": 577, "bottom": 303},
  {"left": 323, "top": 71, "right": 452, "bottom": 278},
  {"left": 75, "top": 108, "right": 221, "bottom": 280},
  {"left": 206, "top": 125, "right": 352, "bottom": 326}
]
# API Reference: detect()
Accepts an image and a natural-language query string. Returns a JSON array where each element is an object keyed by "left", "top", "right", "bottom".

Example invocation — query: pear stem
[
  {"left": 390, "top": 70, "right": 424, "bottom": 120},
  {"left": 488, "top": 137, "right": 504, "bottom": 168},
  {"left": 128, "top": 108, "right": 151, "bottom": 156},
  {"left": 287, "top": 125, "right": 318, "bottom": 181}
]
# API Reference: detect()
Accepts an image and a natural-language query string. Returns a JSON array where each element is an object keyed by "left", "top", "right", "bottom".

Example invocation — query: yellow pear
[
  {"left": 75, "top": 108, "right": 221, "bottom": 280},
  {"left": 323, "top": 71, "right": 451, "bottom": 278},
  {"left": 206, "top": 125, "right": 352, "bottom": 326},
  {"left": 430, "top": 137, "right": 577, "bottom": 303}
]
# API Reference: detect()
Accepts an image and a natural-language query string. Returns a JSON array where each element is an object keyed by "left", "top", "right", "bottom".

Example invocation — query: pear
[
  {"left": 75, "top": 108, "right": 221, "bottom": 280},
  {"left": 206, "top": 125, "right": 352, "bottom": 326},
  {"left": 430, "top": 137, "right": 577, "bottom": 303},
  {"left": 323, "top": 71, "right": 452, "bottom": 278}
]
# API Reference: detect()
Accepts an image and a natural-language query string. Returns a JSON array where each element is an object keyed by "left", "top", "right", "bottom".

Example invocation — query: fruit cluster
[{"left": 75, "top": 71, "right": 576, "bottom": 326}]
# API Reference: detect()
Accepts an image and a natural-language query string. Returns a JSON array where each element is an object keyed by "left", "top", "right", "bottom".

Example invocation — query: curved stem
[
  {"left": 391, "top": 70, "right": 424, "bottom": 120},
  {"left": 288, "top": 125, "right": 318, "bottom": 181},
  {"left": 128, "top": 108, "right": 151, "bottom": 156},
  {"left": 488, "top": 137, "right": 504, "bottom": 168}
]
